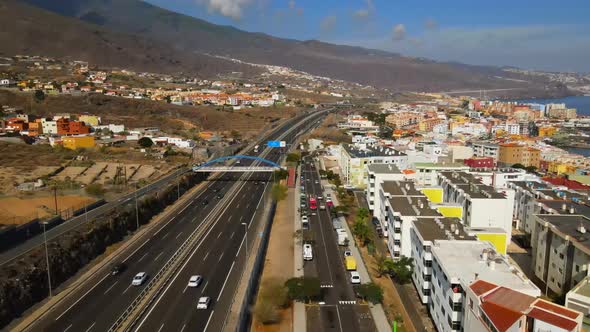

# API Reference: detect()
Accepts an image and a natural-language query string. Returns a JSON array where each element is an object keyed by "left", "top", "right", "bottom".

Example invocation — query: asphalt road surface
[
  {"left": 24, "top": 110, "right": 327, "bottom": 332},
  {"left": 301, "top": 156, "right": 376, "bottom": 332}
]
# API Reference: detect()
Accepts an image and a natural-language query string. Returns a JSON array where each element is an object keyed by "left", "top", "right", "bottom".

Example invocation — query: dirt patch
[
  {"left": 0, "top": 195, "right": 95, "bottom": 225},
  {"left": 251, "top": 188, "right": 295, "bottom": 332}
]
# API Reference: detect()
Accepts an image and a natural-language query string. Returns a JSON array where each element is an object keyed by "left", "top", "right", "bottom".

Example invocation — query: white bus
[{"left": 303, "top": 244, "right": 313, "bottom": 261}]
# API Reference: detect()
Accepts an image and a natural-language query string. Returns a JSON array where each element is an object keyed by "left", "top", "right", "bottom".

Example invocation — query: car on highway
[
  {"left": 303, "top": 244, "right": 313, "bottom": 261},
  {"left": 326, "top": 200, "right": 334, "bottom": 208},
  {"left": 301, "top": 215, "right": 309, "bottom": 223},
  {"left": 216, "top": 193, "right": 224, "bottom": 199},
  {"left": 317, "top": 195, "right": 323, "bottom": 200},
  {"left": 315, "top": 180, "right": 319, "bottom": 184},
  {"left": 319, "top": 205, "right": 326, "bottom": 210},
  {"left": 132, "top": 272, "right": 147, "bottom": 286},
  {"left": 188, "top": 275, "right": 203, "bottom": 288},
  {"left": 197, "top": 296, "right": 211, "bottom": 309},
  {"left": 344, "top": 250, "right": 352, "bottom": 257},
  {"left": 202, "top": 199, "right": 209, "bottom": 206},
  {"left": 111, "top": 262, "right": 126, "bottom": 276},
  {"left": 350, "top": 271, "right": 361, "bottom": 284}
]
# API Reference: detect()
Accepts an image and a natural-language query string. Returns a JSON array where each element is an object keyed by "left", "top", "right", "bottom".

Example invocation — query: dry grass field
[{"left": 0, "top": 195, "right": 94, "bottom": 225}]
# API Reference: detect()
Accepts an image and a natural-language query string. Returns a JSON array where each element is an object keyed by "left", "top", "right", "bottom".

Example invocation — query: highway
[
  {"left": 23, "top": 110, "right": 326, "bottom": 332},
  {"left": 301, "top": 156, "right": 376, "bottom": 332}
]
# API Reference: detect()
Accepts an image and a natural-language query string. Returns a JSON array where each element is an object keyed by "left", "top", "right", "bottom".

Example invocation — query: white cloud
[
  {"left": 199, "top": 0, "right": 252, "bottom": 20},
  {"left": 392, "top": 24, "right": 406, "bottom": 41}
]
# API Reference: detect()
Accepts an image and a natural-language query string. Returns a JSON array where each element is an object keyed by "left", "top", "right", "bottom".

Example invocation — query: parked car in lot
[
  {"left": 188, "top": 275, "right": 203, "bottom": 288},
  {"left": 301, "top": 215, "right": 309, "bottom": 223},
  {"left": 197, "top": 296, "right": 211, "bottom": 309},
  {"left": 132, "top": 272, "right": 147, "bottom": 286},
  {"left": 350, "top": 271, "right": 361, "bottom": 284}
]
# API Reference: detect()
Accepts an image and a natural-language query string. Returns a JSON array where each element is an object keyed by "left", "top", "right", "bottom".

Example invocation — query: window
[
  {"left": 560, "top": 253, "right": 564, "bottom": 259},
  {"left": 423, "top": 273, "right": 431, "bottom": 281},
  {"left": 423, "top": 288, "right": 431, "bottom": 296},
  {"left": 469, "top": 298, "right": 473, "bottom": 309},
  {"left": 576, "top": 265, "right": 580, "bottom": 273}
]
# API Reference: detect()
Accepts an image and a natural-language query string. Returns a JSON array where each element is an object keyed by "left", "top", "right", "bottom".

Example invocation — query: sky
[{"left": 145, "top": 0, "right": 590, "bottom": 73}]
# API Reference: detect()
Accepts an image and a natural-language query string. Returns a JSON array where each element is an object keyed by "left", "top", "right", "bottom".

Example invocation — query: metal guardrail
[{"left": 194, "top": 166, "right": 280, "bottom": 172}]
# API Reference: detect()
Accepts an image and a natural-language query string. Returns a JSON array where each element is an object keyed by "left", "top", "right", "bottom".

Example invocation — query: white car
[
  {"left": 303, "top": 244, "right": 313, "bottom": 261},
  {"left": 319, "top": 205, "right": 326, "bottom": 210},
  {"left": 197, "top": 296, "right": 211, "bottom": 309},
  {"left": 350, "top": 271, "right": 361, "bottom": 284},
  {"left": 132, "top": 272, "right": 147, "bottom": 286},
  {"left": 301, "top": 215, "right": 309, "bottom": 223},
  {"left": 188, "top": 275, "right": 203, "bottom": 288}
]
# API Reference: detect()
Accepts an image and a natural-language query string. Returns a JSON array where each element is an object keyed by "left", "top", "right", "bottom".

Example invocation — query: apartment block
[
  {"left": 437, "top": 171, "right": 514, "bottom": 249},
  {"left": 365, "top": 163, "right": 406, "bottom": 212},
  {"left": 411, "top": 218, "right": 475, "bottom": 304},
  {"left": 566, "top": 276, "right": 590, "bottom": 330},
  {"left": 464, "top": 280, "right": 582, "bottom": 332},
  {"left": 339, "top": 144, "right": 407, "bottom": 188},
  {"left": 498, "top": 143, "right": 540, "bottom": 168},
  {"left": 414, "top": 162, "right": 469, "bottom": 186},
  {"left": 471, "top": 141, "right": 499, "bottom": 160},
  {"left": 531, "top": 214, "right": 590, "bottom": 295},
  {"left": 430, "top": 241, "right": 540, "bottom": 332}
]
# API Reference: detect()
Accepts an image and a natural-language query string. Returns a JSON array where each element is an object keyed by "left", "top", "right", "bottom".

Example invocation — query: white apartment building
[
  {"left": 339, "top": 144, "right": 408, "bottom": 188},
  {"left": 437, "top": 171, "right": 514, "bottom": 247},
  {"left": 365, "top": 164, "right": 406, "bottom": 212},
  {"left": 429, "top": 241, "right": 541, "bottom": 332},
  {"left": 464, "top": 280, "right": 582, "bottom": 332},
  {"left": 471, "top": 141, "right": 499, "bottom": 160},
  {"left": 411, "top": 218, "right": 475, "bottom": 304},
  {"left": 381, "top": 182, "right": 443, "bottom": 258},
  {"left": 469, "top": 167, "right": 531, "bottom": 188},
  {"left": 414, "top": 163, "right": 469, "bottom": 186},
  {"left": 41, "top": 118, "right": 58, "bottom": 135},
  {"left": 566, "top": 276, "right": 590, "bottom": 331},
  {"left": 531, "top": 214, "right": 590, "bottom": 295}
]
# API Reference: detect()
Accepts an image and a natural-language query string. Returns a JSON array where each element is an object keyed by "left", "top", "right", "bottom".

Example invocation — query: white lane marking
[
  {"left": 236, "top": 203, "right": 240, "bottom": 208},
  {"left": 84, "top": 322, "right": 96, "bottom": 332},
  {"left": 218, "top": 252, "right": 224, "bottom": 262},
  {"left": 103, "top": 281, "right": 119, "bottom": 295},
  {"left": 122, "top": 284, "right": 132, "bottom": 294},
  {"left": 180, "top": 324, "right": 186, "bottom": 332},
  {"left": 230, "top": 231, "right": 235, "bottom": 239},
  {"left": 217, "top": 261, "right": 235, "bottom": 301},
  {"left": 203, "top": 251, "right": 210, "bottom": 261},
  {"left": 175, "top": 231, "right": 183, "bottom": 239},
  {"left": 240, "top": 216, "right": 243, "bottom": 221},
  {"left": 55, "top": 274, "right": 109, "bottom": 320},
  {"left": 161, "top": 232, "right": 169, "bottom": 239},
  {"left": 217, "top": 231, "right": 222, "bottom": 239},
  {"left": 236, "top": 234, "right": 246, "bottom": 258},
  {"left": 335, "top": 305, "right": 344, "bottom": 332},
  {"left": 123, "top": 237, "right": 151, "bottom": 263},
  {"left": 64, "top": 324, "right": 72, "bottom": 332},
  {"left": 157, "top": 324, "right": 165, "bottom": 332},
  {"left": 154, "top": 251, "right": 164, "bottom": 261},
  {"left": 182, "top": 284, "right": 188, "bottom": 294},
  {"left": 203, "top": 311, "right": 215, "bottom": 332},
  {"left": 202, "top": 281, "right": 209, "bottom": 292},
  {"left": 138, "top": 252, "right": 148, "bottom": 262}
]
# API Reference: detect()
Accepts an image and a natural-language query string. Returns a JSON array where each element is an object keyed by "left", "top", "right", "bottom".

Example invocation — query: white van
[{"left": 303, "top": 244, "right": 313, "bottom": 261}]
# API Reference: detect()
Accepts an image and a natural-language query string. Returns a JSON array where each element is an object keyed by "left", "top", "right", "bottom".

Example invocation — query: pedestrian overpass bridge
[{"left": 192, "top": 155, "right": 284, "bottom": 172}]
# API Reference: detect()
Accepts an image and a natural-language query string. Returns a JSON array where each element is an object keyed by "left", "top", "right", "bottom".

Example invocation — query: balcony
[
  {"left": 393, "top": 233, "right": 401, "bottom": 240},
  {"left": 394, "top": 221, "right": 401, "bottom": 228}
]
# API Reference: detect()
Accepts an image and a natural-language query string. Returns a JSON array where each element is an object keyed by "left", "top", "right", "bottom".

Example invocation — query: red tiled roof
[
  {"left": 532, "top": 299, "right": 581, "bottom": 320},
  {"left": 470, "top": 279, "right": 497, "bottom": 296},
  {"left": 484, "top": 287, "right": 536, "bottom": 313},
  {"left": 527, "top": 308, "right": 578, "bottom": 331},
  {"left": 480, "top": 302, "right": 522, "bottom": 332}
]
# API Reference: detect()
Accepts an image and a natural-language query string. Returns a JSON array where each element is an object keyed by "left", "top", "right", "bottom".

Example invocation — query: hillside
[
  {"left": 0, "top": 0, "right": 260, "bottom": 78},
  {"left": 2, "top": 0, "right": 573, "bottom": 96}
]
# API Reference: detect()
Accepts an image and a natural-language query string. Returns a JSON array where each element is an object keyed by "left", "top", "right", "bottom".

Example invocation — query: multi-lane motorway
[
  {"left": 301, "top": 156, "right": 377, "bottom": 332},
  {"left": 23, "top": 110, "right": 326, "bottom": 332}
]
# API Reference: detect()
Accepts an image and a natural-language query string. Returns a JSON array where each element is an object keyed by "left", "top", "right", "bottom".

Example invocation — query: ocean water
[{"left": 514, "top": 95, "right": 590, "bottom": 116}]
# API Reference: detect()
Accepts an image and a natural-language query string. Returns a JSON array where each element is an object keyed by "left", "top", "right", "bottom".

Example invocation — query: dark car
[
  {"left": 216, "top": 193, "right": 224, "bottom": 199},
  {"left": 111, "top": 262, "right": 126, "bottom": 276},
  {"left": 202, "top": 200, "right": 209, "bottom": 206}
]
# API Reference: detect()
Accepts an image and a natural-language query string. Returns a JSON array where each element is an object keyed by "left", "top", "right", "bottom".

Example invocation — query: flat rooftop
[
  {"left": 569, "top": 276, "right": 590, "bottom": 298},
  {"left": 509, "top": 181, "right": 550, "bottom": 193},
  {"left": 535, "top": 215, "right": 590, "bottom": 254},
  {"left": 471, "top": 141, "right": 499, "bottom": 148},
  {"left": 367, "top": 163, "right": 401, "bottom": 174},
  {"left": 540, "top": 201, "right": 590, "bottom": 219},
  {"left": 432, "top": 240, "right": 541, "bottom": 297},
  {"left": 413, "top": 217, "right": 475, "bottom": 242},
  {"left": 389, "top": 196, "right": 442, "bottom": 217},
  {"left": 440, "top": 171, "right": 506, "bottom": 199},
  {"left": 382, "top": 180, "right": 423, "bottom": 196},
  {"left": 415, "top": 162, "right": 468, "bottom": 169},
  {"left": 343, "top": 144, "right": 406, "bottom": 158}
]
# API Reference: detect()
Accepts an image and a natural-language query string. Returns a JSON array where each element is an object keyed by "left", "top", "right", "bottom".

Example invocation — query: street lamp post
[
  {"left": 135, "top": 184, "right": 140, "bottom": 230},
  {"left": 42, "top": 222, "right": 52, "bottom": 297}
]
